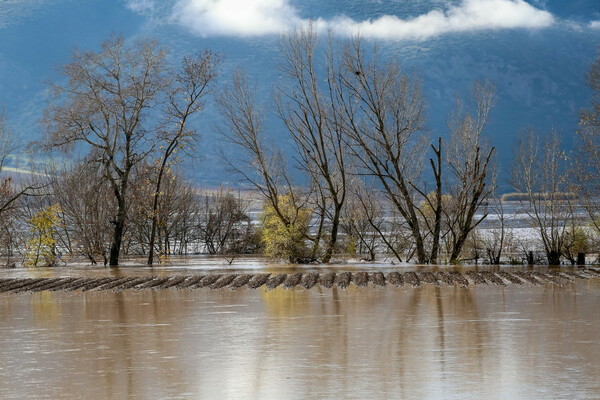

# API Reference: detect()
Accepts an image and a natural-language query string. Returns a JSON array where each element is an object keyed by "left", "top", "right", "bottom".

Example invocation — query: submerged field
[
  {"left": 2, "top": 261, "right": 600, "bottom": 399},
  {"left": 1, "top": 268, "right": 599, "bottom": 293},
  {"left": 2, "top": 273, "right": 600, "bottom": 399}
]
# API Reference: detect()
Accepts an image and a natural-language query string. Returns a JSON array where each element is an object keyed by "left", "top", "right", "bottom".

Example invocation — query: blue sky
[{"left": 1, "top": 0, "right": 599, "bottom": 185}]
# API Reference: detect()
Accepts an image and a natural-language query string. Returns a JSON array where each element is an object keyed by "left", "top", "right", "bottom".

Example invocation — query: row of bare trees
[
  {"left": 218, "top": 27, "right": 497, "bottom": 264},
  {"left": 506, "top": 45, "right": 600, "bottom": 265},
  {"left": 40, "top": 35, "right": 221, "bottom": 266},
  {"left": 0, "top": 159, "right": 255, "bottom": 266},
  {"left": 218, "top": 28, "right": 600, "bottom": 265},
  {"left": 0, "top": 36, "right": 257, "bottom": 267},
  {"left": 1, "top": 31, "right": 599, "bottom": 266}
]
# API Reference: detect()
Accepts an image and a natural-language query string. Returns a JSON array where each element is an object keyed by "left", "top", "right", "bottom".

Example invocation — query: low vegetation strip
[
  {"left": 1, "top": 270, "right": 599, "bottom": 293},
  {"left": 335, "top": 272, "right": 352, "bottom": 289},
  {"left": 352, "top": 272, "right": 369, "bottom": 287},
  {"left": 95, "top": 277, "right": 137, "bottom": 291},
  {"left": 283, "top": 272, "right": 303, "bottom": 289},
  {"left": 211, "top": 274, "right": 238, "bottom": 289},
  {"left": 403, "top": 272, "right": 420, "bottom": 287},
  {"left": 496, "top": 271, "right": 524, "bottom": 285},
  {"left": 176, "top": 275, "right": 205, "bottom": 289},
  {"left": 247, "top": 274, "right": 270, "bottom": 289},
  {"left": 114, "top": 277, "right": 152, "bottom": 291},
  {"left": 435, "top": 271, "right": 454, "bottom": 285},
  {"left": 198, "top": 275, "right": 221, "bottom": 288},
  {"left": 318, "top": 272, "right": 336, "bottom": 288},
  {"left": 231, "top": 274, "right": 253, "bottom": 288},
  {"left": 0, "top": 278, "right": 45, "bottom": 293},
  {"left": 532, "top": 271, "right": 564, "bottom": 285},
  {"left": 480, "top": 271, "right": 506, "bottom": 286},
  {"left": 387, "top": 272, "right": 403, "bottom": 287},
  {"left": 265, "top": 273, "right": 287, "bottom": 290},
  {"left": 466, "top": 271, "right": 487, "bottom": 285},
  {"left": 513, "top": 271, "right": 542, "bottom": 285},
  {"left": 370, "top": 272, "right": 386, "bottom": 287},
  {"left": 448, "top": 271, "right": 469, "bottom": 287},
  {"left": 419, "top": 272, "right": 440, "bottom": 287},
  {"left": 12, "top": 278, "right": 65, "bottom": 293},
  {"left": 300, "top": 272, "right": 319, "bottom": 289}
]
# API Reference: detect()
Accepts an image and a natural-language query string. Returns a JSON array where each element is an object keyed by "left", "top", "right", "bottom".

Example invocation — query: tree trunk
[
  {"left": 322, "top": 204, "right": 342, "bottom": 263},
  {"left": 429, "top": 138, "right": 442, "bottom": 264},
  {"left": 413, "top": 230, "right": 427, "bottom": 264},
  {"left": 148, "top": 154, "right": 170, "bottom": 265},
  {"left": 397, "top": 178, "right": 427, "bottom": 264},
  {"left": 527, "top": 251, "right": 535, "bottom": 266},
  {"left": 109, "top": 197, "right": 127, "bottom": 266},
  {"left": 547, "top": 250, "right": 560, "bottom": 266},
  {"left": 309, "top": 204, "right": 325, "bottom": 261},
  {"left": 146, "top": 185, "right": 161, "bottom": 265},
  {"left": 449, "top": 232, "right": 468, "bottom": 263}
]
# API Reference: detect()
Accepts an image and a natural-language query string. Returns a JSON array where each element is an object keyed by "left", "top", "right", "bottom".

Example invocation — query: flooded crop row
[{"left": 1, "top": 268, "right": 599, "bottom": 293}]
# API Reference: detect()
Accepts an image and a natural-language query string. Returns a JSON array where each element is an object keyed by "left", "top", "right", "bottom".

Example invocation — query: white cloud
[
  {"left": 126, "top": 0, "right": 155, "bottom": 13},
  {"left": 590, "top": 21, "right": 600, "bottom": 29},
  {"left": 169, "top": 0, "right": 555, "bottom": 39},
  {"left": 331, "top": 0, "right": 554, "bottom": 39},
  {"left": 173, "top": 0, "right": 302, "bottom": 36}
]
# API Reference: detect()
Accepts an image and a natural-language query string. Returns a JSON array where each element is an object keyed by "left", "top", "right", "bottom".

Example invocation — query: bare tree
[
  {"left": 443, "top": 81, "right": 496, "bottom": 262},
  {"left": 336, "top": 38, "right": 438, "bottom": 264},
  {"left": 218, "top": 71, "right": 284, "bottom": 215},
  {"left": 150, "top": 172, "right": 200, "bottom": 259},
  {"left": 43, "top": 35, "right": 170, "bottom": 265},
  {"left": 562, "top": 224, "right": 590, "bottom": 265},
  {"left": 218, "top": 35, "right": 502, "bottom": 265},
  {"left": 126, "top": 164, "right": 204, "bottom": 260},
  {"left": 276, "top": 27, "right": 348, "bottom": 262},
  {"left": 341, "top": 178, "right": 383, "bottom": 261},
  {"left": 511, "top": 129, "right": 572, "bottom": 265},
  {"left": 0, "top": 109, "right": 16, "bottom": 220},
  {"left": 0, "top": 209, "right": 18, "bottom": 264},
  {"left": 0, "top": 110, "right": 39, "bottom": 265},
  {"left": 50, "top": 161, "right": 115, "bottom": 265},
  {"left": 481, "top": 174, "right": 510, "bottom": 265},
  {"left": 146, "top": 50, "right": 221, "bottom": 265},
  {"left": 198, "top": 186, "right": 254, "bottom": 260},
  {"left": 217, "top": 71, "right": 315, "bottom": 260},
  {"left": 0, "top": 109, "right": 31, "bottom": 218},
  {"left": 0, "top": 109, "right": 14, "bottom": 174},
  {"left": 575, "top": 46, "right": 600, "bottom": 235},
  {"left": 415, "top": 139, "right": 443, "bottom": 263}
]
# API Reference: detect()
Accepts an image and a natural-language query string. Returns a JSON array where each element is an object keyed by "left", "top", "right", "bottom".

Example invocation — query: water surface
[{"left": 1, "top": 276, "right": 600, "bottom": 399}]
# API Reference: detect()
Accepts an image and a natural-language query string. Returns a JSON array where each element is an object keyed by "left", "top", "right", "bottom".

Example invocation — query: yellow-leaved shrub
[
  {"left": 261, "top": 195, "right": 312, "bottom": 263},
  {"left": 25, "top": 204, "right": 62, "bottom": 267}
]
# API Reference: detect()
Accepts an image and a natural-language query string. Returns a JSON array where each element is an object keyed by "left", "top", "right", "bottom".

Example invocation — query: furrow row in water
[
  {"left": 370, "top": 272, "right": 386, "bottom": 286},
  {"left": 1, "top": 269, "right": 598, "bottom": 293}
]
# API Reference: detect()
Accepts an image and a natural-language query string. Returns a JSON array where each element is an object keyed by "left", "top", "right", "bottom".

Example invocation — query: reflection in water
[
  {"left": 29, "top": 291, "right": 62, "bottom": 328},
  {"left": 1, "top": 282, "right": 600, "bottom": 399}
]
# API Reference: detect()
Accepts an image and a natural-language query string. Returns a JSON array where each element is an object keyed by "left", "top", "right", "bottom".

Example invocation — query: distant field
[{"left": 501, "top": 192, "right": 577, "bottom": 202}]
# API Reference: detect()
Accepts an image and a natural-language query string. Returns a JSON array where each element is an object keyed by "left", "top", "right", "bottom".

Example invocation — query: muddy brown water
[{"left": 1, "top": 264, "right": 600, "bottom": 399}]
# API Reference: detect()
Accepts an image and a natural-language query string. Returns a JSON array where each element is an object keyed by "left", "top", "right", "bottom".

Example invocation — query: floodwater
[{"left": 1, "top": 267, "right": 600, "bottom": 399}]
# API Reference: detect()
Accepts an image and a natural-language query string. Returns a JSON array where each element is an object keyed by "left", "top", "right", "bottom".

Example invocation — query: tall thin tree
[
  {"left": 147, "top": 50, "right": 220, "bottom": 265},
  {"left": 43, "top": 35, "right": 170, "bottom": 266}
]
